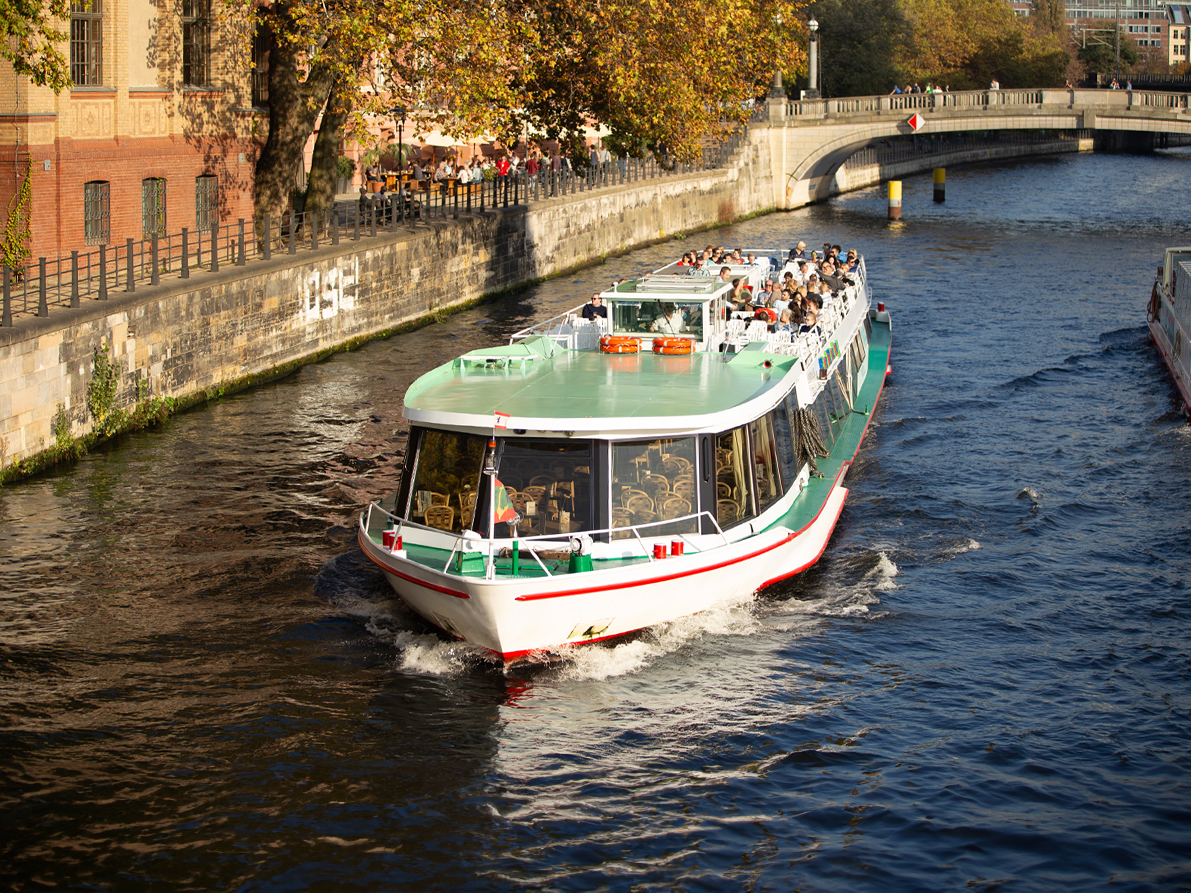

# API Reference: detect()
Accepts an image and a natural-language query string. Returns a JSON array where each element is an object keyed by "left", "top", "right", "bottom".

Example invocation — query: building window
[
  {"left": 142, "top": 177, "right": 167, "bottom": 238},
  {"left": 84, "top": 181, "right": 110, "bottom": 245},
  {"left": 182, "top": 0, "right": 210, "bottom": 86},
  {"left": 195, "top": 174, "right": 218, "bottom": 231},
  {"left": 71, "top": 0, "right": 103, "bottom": 86},
  {"left": 251, "top": 26, "right": 269, "bottom": 107}
]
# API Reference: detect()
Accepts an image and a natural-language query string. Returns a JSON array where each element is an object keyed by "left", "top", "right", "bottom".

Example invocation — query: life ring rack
[
  {"left": 599, "top": 335, "right": 641, "bottom": 354},
  {"left": 651, "top": 337, "right": 694, "bottom": 355}
]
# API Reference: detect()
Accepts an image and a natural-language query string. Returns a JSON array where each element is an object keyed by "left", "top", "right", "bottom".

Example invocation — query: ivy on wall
[{"left": 2, "top": 157, "right": 32, "bottom": 273}]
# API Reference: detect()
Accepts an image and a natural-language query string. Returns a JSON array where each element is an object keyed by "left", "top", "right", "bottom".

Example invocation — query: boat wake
[{"left": 763, "top": 551, "right": 898, "bottom": 625}]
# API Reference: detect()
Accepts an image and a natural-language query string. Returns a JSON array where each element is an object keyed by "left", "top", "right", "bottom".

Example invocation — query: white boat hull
[{"left": 358, "top": 478, "right": 850, "bottom": 661}]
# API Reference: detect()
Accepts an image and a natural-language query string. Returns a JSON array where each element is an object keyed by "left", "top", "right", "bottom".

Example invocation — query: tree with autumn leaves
[{"left": 241, "top": 0, "right": 805, "bottom": 220}]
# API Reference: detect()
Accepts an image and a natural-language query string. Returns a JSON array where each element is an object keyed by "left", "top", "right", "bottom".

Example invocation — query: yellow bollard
[
  {"left": 934, "top": 168, "right": 946, "bottom": 203},
  {"left": 888, "top": 180, "right": 902, "bottom": 220}
]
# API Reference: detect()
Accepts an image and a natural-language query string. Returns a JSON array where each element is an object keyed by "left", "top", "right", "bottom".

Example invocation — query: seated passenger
[
  {"left": 775, "top": 309, "right": 795, "bottom": 334},
  {"left": 652, "top": 303, "right": 684, "bottom": 335},
  {"left": 717, "top": 266, "right": 733, "bottom": 282},
  {"left": 581, "top": 292, "right": 608, "bottom": 320},
  {"left": 727, "top": 279, "right": 751, "bottom": 312}
]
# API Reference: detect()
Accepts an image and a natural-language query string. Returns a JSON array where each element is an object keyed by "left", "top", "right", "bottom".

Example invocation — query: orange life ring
[
  {"left": 599, "top": 335, "right": 641, "bottom": 354},
  {"left": 651, "top": 337, "right": 694, "bottom": 355},
  {"left": 754, "top": 307, "right": 777, "bottom": 324}
]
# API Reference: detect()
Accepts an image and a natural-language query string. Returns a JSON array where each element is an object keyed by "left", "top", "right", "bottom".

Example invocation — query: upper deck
[{"left": 402, "top": 250, "right": 874, "bottom": 437}]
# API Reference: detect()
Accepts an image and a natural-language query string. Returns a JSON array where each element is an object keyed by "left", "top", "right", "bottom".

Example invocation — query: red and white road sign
[{"left": 908, "top": 113, "right": 925, "bottom": 131}]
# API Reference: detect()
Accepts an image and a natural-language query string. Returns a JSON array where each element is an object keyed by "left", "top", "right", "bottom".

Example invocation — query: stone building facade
[{"left": 0, "top": 0, "right": 261, "bottom": 265}]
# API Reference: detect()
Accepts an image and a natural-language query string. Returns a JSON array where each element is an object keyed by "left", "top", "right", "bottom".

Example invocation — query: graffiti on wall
[{"left": 300, "top": 257, "right": 360, "bottom": 324}]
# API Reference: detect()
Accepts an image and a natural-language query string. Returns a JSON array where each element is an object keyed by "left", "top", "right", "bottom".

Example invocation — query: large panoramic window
[
  {"left": 70, "top": 0, "right": 103, "bottom": 86},
  {"left": 496, "top": 439, "right": 594, "bottom": 538},
  {"left": 83, "top": 181, "right": 109, "bottom": 245},
  {"left": 182, "top": 0, "right": 211, "bottom": 86},
  {"left": 749, "top": 413, "right": 783, "bottom": 514},
  {"left": 610, "top": 437, "right": 697, "bottom": 537},
  {"left": 405, "top": 429, "right": 487, "bottom": 534}
]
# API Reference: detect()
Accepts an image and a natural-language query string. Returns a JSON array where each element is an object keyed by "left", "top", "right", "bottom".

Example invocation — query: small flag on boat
[
  {"left": 494, "top": 411, "right": 510, "bottom": 429},
  {"left": 493, "top": 480, "right": 517, "bottom": 524}
]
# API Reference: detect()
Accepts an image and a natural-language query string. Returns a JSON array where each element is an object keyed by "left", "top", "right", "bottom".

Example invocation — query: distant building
[
  {"left": 1168, "top": 4, "right": 1191, "bottom": 66},
  {"left": 0, "top": 0, "right": 262, "bottom": 265}
]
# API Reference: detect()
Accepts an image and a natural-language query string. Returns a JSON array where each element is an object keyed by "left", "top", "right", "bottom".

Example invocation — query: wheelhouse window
[
  {"left": 495, "top": 439, "right": 594, "bottom": 538},
  {"left": 610, "top": 299, "right": 704, "bottom": 341},
  {"left": 71, "top": 0, "right": 103, "bottom": 86},
  {"left": 83, "top": 181, "right": 110, "bottom": 245},
  {"left": 182, "top": 0, "right": 211, "bottom": 86},
  {"left": 716, "top": 427, "right": 754, "bottom": 527},
  {"left": 195, "top": 174, "right": 218, "bottom": 232},
  {"left": 142, "top": 177, "right": 166, "bottom": 238},
  {"left": 404, "top": 429, "right": 487, "bottom": 534},
  {"left": 611, "top": 437, "right": 698, "bottom": 537}
]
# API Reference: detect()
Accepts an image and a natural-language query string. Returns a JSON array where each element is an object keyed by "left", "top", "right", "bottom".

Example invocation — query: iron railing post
[
  {"left": 126, "top": 238, "right": 135, "bottom": 292},
  {"left": 151, "top": 234, "right": 159, "bottom": 285},
  {"left": 181, "top": 229, "right": 189, "bottom": 278},
  {"left": 210, "top": 225, "right": 219, "bottom": 272},
  {"left": 262, "top": 216, "right": 271, "bottom": 260},
  {"left": 71, "top": 251, "right": 80, "bottom": 307},
  {"left": 238, "top": 219, "right": 246, "bottom": 265},
  {"left": 1, "top": 266, "right": 10, "bottom": 327},
  {"left": 38, "top": 258, "right": 48, "bottom": 316},
  {"left": 288, "top": 211, "right": 296, "bottom": 254},
  {"left": 99, "top": 244, "right": 108, "bottom": 299}
]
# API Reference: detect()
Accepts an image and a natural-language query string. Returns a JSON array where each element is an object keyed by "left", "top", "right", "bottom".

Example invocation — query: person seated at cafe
[
  {"left": 410, "top": 159, "right": 425, "bottom": 181},
  {"left": 581, "top": 292, "right": 608, "bottom": 320},
  {"left": 364, "top": 163, "right": 379, "bottom": 183},
  {"left": 652, "top": 303, "right": 684, "bottom": 335}
]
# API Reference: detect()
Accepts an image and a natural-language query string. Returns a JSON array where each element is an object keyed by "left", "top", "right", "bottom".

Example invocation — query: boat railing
[
  {"left": 509, "top": 306, "right": 608, "bottom": 349},
  {"left": 363, "top": 502, "right": 732, "bottom": 579}
]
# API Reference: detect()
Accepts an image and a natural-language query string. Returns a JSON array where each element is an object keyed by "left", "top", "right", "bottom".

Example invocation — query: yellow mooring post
[
  {"left": 888, "top": 180, "right": 902, "bottom": 220},
  {"left": 934, "top": 168, "right": 946, "bottom": 203}
]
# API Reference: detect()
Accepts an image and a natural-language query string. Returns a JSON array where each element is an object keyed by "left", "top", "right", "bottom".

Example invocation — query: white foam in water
[
  {"left": 554, "top": 593, "right": 760, "bottom": 681},
  {"left": 768, "top": 551, "right": 897, "bottom": 623},
  {"left": 392, "top": 630, "right": 490, "bottom": 675},
  {"left": 943, "top": 537, "right": 982, "bottom": 559}
]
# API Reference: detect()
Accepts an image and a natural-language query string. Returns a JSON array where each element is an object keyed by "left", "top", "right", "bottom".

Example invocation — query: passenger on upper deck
[
  {"left": 717, "top": 266, "right": 733, "bottom": 282},
  {"left": 689, "top": 259, "right": 712, "bottom": 277},
  {"left": 728, "top": 279, "right": 751, "bottom": 312},
  {"left": 581, "top": 292, "right": 608, "bottom": 320},
  {"left": 652, "top": 303, "right": 684, "bottom": 335},
  {"left": 788, "top": 242, "right": 808, "bottom": 262}
]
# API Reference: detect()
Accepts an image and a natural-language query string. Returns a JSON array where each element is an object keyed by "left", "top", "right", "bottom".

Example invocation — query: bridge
[{"left": 761, "top": 88, "right": 1191, "bottom": 207}]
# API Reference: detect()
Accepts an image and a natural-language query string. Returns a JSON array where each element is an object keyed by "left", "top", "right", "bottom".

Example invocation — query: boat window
[
  {"left": 826, "top": 373, "right": 850, "bottom": 440},
  {"left": 716, "top": 427, "right": 754, "bottom": 527},
  {"left": 495, "top": 439, "right": 594, "bottom": 538},
  {"left": 610, "top": 437, "right": 698, "bottom": 538},
  {"left": 405, "top": 429, "right": 488, "bottom": 533},
  {"left": 750, "top": 414, "right": 783, "bottom": 514},
  {"left": 611, "top": 299, "right": 704, "bottom": 341},
  {"left": 771, "top": 404, "right": 799, "bottom": 493},
  {"left": 810, "top": 393, "right": 835, "bottom": 452}
]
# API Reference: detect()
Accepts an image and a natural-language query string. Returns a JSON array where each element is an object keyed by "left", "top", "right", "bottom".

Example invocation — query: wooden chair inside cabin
[
  {"left": 631, "top": 509, "right": 657, "bottom": 528},
  {"left": 660, "top": 456, "right": 691, "bottom": 477},
  {"left": 528, "top": 474, "right": 556, "bottom": 494},
  {"left": 717, "top": 481, "right": 733, "bottom": 500},
  {"left": 611, "top": 508, "right": 633, "bottom": 539},
  {"left": 672, "top": 477, "right": 696, "bottom": 501},
  {"left": 522, "top": 485, "right": 548, "bottom": 503},
  {"left": 659, "top": 495, "right": 692, "bottom": 521},
  {"left": 424, "top": 505, "right": 456, "bottom": 531},
  {"left": 640, "top": 474, "right": 669, "bottom": 501},
  {"left": 717, "top": 499, "right": 740, "bottom": 523},
  {"left": 623, "top": 491, "right": 654, "bottom": 514},
  {"left": 459, "top": 491, "right": 478, "bottom": 526}
]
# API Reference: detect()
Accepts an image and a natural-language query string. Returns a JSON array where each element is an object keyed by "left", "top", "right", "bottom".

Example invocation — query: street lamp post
[
  {"left": 392, "top": 106, "right": 407, "bottom": 172},
  {"left": 804, "top": 17, "right": 820, "bottom": 100},
  {"left": 769, "top": 13, "right": 786, "bottom": 99}
]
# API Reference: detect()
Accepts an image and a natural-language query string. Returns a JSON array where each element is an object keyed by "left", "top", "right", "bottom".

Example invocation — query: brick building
[{"left": 0, "top": 0, "right": 262, "bottom": 265}]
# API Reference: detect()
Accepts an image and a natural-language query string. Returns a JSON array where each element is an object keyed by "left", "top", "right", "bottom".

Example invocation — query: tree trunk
[
  {"left": 253, "top": 12, "right": 334, "bottom": 224},
  {"left": 305, "top": 79, "right": 352, "bottom": 212}
]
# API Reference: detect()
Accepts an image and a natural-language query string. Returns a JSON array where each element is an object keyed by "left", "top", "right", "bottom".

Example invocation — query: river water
[{"left": 2, "top": 150, "right": 1190, "bottom": 891}]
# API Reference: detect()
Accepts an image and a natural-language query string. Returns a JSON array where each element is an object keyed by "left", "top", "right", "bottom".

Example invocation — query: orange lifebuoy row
[
  {"left": 651, "top": 337, "right": 694, "bottom": 355},
  {"left": 599, "top": 336, "right": 641, "bottom": 354}
]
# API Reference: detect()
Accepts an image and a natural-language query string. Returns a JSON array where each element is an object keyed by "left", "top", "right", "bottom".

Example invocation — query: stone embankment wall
[{"left": 0, "top": 132, "right": 777, "bottom": 468}]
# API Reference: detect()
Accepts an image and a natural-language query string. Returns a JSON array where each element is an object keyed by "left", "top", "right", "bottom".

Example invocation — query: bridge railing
[{"left": 782, "top": 88, "right": 1190, "bottom": 120}]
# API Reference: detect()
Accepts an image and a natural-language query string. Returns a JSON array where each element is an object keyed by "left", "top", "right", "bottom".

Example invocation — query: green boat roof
[{"left": 403, "top": 336, "right": 802, "bottom": 437}]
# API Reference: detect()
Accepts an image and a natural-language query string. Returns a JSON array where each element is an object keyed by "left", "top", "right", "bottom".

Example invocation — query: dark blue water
[{"left": 2, "top": 150, "right": 1190, "bottom": 892}]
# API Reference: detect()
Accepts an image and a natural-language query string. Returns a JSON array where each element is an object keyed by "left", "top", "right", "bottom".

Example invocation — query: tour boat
[
  {"left": 357, "top": 249, "right": 892, "bottom": 661},
  {"left": 1149, "top": 247, "right": 1191, "bottom": 420}
]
